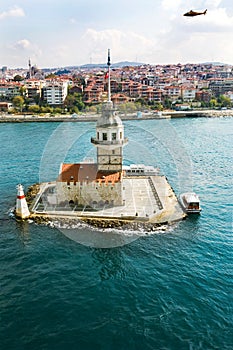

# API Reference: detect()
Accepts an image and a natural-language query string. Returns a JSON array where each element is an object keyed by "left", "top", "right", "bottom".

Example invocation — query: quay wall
[{"left": 0, "top": 109, "right": 233, "bottom": 123}]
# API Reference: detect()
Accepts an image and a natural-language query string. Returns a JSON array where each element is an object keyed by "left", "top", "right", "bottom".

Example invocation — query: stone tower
[{"left": 91, "top": 49, "right": 128, "bottom": 172}]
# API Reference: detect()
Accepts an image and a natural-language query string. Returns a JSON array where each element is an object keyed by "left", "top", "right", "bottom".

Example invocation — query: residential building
[
  {"left": 195, "top": 90, "right": 212, "bottom": 103},
  {"left": 209, "top": 79, "right": 233, "bottom": 97},
  {"left": 181, "top": 86, "right": 197, "bottom": 101},
  {"left": 42, "top": 81, "right": 68, "bottom": 105}
]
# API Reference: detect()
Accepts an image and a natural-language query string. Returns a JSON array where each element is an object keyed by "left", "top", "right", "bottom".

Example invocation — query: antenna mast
[{"left": 107, "top": 49, "right": 111, "bottom": 102}]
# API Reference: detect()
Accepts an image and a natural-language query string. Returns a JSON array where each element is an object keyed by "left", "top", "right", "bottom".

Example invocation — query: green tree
[
  {"left": 28, "top": 105, "right": 40, "bottom": 113},
  {"left": 87, "top": 106, "right": 97, "bottom": 113},
  {"left": 13, "top": 75, "right": 24, "bottom": 82},
  {"left": 19, "top": 86, "right": 27, "bottom": 97},
  {"left": 125, "top": 102, "right": 137, "bottom": 113},
  {"left": 135, "top": 98, "right": 146, "bottom": 106},
  {"left": 155, "top": 103, "right": 163, "bottom": 111},
  {"left": 64, "top": 92, "right": 85, "bottom": 112},
  {"left": 53, "top": 107, "right": 62, "bottom": 114},
  {"left": 117, "top": 102, "right": 138, "bottom": 115},
  {"left": 12, "top": 95, "right": 24, "bottom": 112},
  {"left": 218, "top": 95, "right": 231, "bottom": 107},
  {"left": 201, "top": 101, "right": 208, "bottom": 108},
  {"left": 163, "top": 98, "right": 172, "bottom": 109},
  {"left": 209, "top": 98, "right": 218, "bottom": 108},
  {"left": 135, "top": 102, "right": 142, "bottom": 111},
  {"left": 117, "top": 103, "right": 127, "bottom": 115},
  {"left": 40, "top": 106, "right": 53, "bottom": 114}
]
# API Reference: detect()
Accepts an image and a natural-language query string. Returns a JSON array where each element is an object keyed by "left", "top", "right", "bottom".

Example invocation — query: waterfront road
[{"left": 0, "top": 109, "right": 233, "bottom": 123}]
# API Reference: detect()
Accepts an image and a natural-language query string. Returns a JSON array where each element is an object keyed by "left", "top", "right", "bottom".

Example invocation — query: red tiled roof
[{"left": 58, "top": 163, "right": 122, "bottom": 184}]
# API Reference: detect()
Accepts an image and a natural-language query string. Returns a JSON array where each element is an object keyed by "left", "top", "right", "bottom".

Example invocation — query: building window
[
  {"left": 103, "top": 133, "right": 107, "bottom": 141},
  {"left": 112, "top": 150, "right": 115, "bottom": 154},
  {"left": 120, "top": 132, "right": 122, "bottom": 139},
  {"left": 97, "top": 132, "right": 99, "bottom": 140},
  {"left": 112, "top": 133, "right": 116, "bottom": 140}
]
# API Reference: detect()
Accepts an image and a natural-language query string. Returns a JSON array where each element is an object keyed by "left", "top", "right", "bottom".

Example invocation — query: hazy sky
[{"left": 1, "top": 0, "right": 233, "bottom": 68}]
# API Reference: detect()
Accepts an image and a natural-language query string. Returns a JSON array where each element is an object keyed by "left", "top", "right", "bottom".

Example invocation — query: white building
[
  {"left": 42, "top": 81, "right": 68, "bottom": 105},
  {"left": 181, "top": 86, "right": 197, "bottom": 101}
]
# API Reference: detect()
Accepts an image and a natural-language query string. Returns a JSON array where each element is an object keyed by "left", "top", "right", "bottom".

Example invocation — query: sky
[{"left": 1, "top": 0, "right": 233, "bottom": 68}]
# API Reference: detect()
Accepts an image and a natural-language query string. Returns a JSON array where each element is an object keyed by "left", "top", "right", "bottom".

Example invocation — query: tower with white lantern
[{"left": 91, "top": 49, "right": 128, "bottom": 172}]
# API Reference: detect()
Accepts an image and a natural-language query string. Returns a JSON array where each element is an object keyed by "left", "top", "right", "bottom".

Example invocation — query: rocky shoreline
[
  {"left": 26, "top": 183, "right": 41, "bottom": 206},
  {"left": 31, "top": 214, "right": 173, "bottom": 232},
  {"left": 200, "top": 110, "right": 233, "bottom": 117}
]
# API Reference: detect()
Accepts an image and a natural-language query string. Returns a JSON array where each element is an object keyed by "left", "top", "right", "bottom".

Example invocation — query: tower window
[
  {"left": 112, "top": 133, "right": 116, "bottom": 140},
  {"left": 97, "top": 132, "right": 99, "bottom": 140},
  {"left": 103, "top": 133, "right": 107, "bottom": 141},
  {"left": 120, "top": 132, "right": 122, "bottom": 139}
]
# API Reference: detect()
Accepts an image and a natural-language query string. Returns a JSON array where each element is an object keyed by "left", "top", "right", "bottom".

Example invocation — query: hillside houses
[{"left": 1, "top": 62, "right": 233, "bottom": 109}]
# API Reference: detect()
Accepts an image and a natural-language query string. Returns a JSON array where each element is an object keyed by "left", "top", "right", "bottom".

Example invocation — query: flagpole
[{"left": 107, "top": 49, "right": 111, "bottom": 102}]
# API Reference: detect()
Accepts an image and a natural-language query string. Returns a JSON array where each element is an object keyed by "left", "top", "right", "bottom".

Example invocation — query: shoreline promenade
[{"left": 0, "top": 109, "right": 233, "bottom": 123}]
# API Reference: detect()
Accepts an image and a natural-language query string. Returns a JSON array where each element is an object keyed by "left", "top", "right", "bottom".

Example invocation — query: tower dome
[{"left": 96, "top": 101, "right": 122, "bottom": 128}]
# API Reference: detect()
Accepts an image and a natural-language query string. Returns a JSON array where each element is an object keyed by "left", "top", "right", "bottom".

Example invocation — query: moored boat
[{"left": 180, "top": 192, "right": 201, "bottom": 214}]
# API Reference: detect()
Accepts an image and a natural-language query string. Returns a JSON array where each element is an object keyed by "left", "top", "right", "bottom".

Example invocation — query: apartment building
[
  {"left": 164, "top": 85, "right": 182, "bottom": 101},
  {"left": 181, "top": 86, "right": 197, "bottom": 101},
  {"left": 0, "top": 81, "right": 21, "bottom": 99},
  {"left": 209, "top": 79, "right": 233, "bottom": 97},
  {"left": 195, "top": 90, "right": 212, "bottom": 103},
  {"left": 24, "top": 79, "right": 44, "bottom": 100},
  {"left": 42, "top": 81, "right": 68, "bottom": 105},
  {"left": 84, "top": 84, "right": 104, "bottom": 104}
]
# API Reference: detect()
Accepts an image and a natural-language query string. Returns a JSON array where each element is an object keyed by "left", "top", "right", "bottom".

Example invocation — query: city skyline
[{"left": 1, "top": 0, "right": 233, "bottom": 68}]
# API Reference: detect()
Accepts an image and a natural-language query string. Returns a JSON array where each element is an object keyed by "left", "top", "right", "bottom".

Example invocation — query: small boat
[{"left": 180, "top": 192, "right": 201, "bottom": 214}]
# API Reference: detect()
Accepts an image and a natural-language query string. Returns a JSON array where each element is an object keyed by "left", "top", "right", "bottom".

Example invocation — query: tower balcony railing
[{"left": 91, "top": 137, "right": 128, "bottom": 145}]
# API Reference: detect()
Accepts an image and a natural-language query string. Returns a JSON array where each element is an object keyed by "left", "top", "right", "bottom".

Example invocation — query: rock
[
  {"left": 26, "top": 183, "right": 40, "bottom": 206},
  {"left": 29, "top": 213, "right": 170, "bottom": 233}
]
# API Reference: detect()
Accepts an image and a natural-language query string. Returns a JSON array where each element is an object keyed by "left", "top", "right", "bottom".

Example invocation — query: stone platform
[{"left": 29, "top": 175, "right": 186, "bottom": 226}]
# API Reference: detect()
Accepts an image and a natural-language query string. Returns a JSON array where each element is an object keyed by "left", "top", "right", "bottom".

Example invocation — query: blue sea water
[{"left": 0, "top": 117, "right": 232, "bottom": 349}]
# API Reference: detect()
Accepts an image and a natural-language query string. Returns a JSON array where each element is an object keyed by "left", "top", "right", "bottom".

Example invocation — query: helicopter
[{"left": 183, "top": 9, "right": 207, "bottom": 17}]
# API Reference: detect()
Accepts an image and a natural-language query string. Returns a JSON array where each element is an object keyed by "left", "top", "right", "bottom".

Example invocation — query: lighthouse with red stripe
[{"left": 15, "top": 184, "right": 30, "bottom": 219}]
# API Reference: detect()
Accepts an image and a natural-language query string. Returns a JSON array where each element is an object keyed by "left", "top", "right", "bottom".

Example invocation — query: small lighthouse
[{"left": 15, "top": 184, "right": 30, "bottom": 219}]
